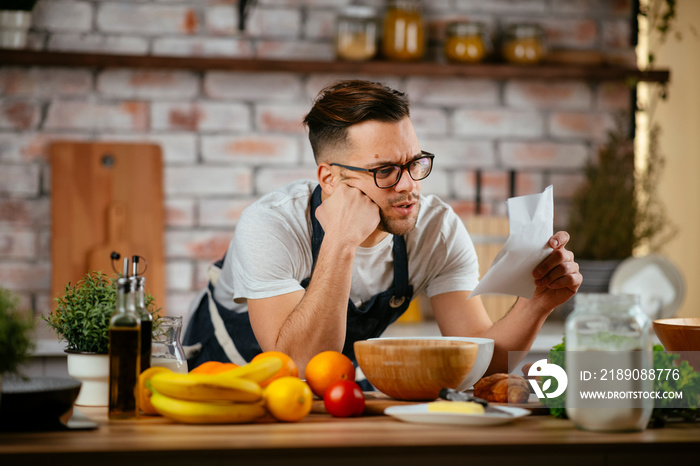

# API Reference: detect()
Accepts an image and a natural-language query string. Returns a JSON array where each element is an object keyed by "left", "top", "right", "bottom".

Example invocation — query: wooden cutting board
[{"left": 50, "top": 141, "right": 165, "bottom": 311}]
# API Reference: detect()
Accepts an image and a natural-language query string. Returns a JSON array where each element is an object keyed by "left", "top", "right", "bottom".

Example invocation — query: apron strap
[{"left": 206, "top": 271, "right": 248, "bottom": 366}]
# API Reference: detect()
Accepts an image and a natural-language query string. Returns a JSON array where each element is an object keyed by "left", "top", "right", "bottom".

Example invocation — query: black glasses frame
[{"left": 330, "top": 151, "right": 435, "bottom": 189}]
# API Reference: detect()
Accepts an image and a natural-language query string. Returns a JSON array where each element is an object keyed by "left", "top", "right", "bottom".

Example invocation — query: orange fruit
[
  {"left": 263, "top": 376, "right": 313, "bottom": 422},
  {"left": 138, "top": 366, "right": 171, "bottom": 415},
  {"left": 304, "top": 351, "right": 355, "bottom": 398},
  {"left": 252, "top": 351, "right": 298, "bottom": 387},
  {"left": 189, "top": 361, "right": 239, "bottom": 375}
]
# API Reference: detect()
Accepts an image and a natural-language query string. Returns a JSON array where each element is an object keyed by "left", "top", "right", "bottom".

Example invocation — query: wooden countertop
[{"left": 0, "top": 406, "right": 698, "bottom": 466}]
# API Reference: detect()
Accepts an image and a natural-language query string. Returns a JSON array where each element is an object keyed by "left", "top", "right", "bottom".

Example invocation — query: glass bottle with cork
[{"left": 108, "top": 258, "right": 141, "bottom": 420}]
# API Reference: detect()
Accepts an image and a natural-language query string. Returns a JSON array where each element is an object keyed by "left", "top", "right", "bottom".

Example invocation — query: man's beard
[{"left": 377, "top": 193, "right": 420, "bottom": 235}]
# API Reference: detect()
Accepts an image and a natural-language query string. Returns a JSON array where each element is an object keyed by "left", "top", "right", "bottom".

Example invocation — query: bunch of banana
[{"left": 147, "top": 358, "right": 283, "bottom": 424}]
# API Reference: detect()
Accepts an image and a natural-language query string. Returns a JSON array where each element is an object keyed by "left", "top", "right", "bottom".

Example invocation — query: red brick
[
  {"left": 0, "top": 99, "right": 41, "bottom": 130},
  {"left": 165, "top": 199, "right": 195, "bottom": 228},
  {"left": 596, "top": 82, "right": 633, "bottom": 110},
  {"left": 48, "top": 34, "right": 148, "bottom": 55},
  {"left": 0, "top": 132, "right": 90, "bottom": 163},
  {"left": 550, "top": 172, "right": 588, "bottom": 198},
  {"left": 256, "top": 40, "right": 334, "bottom": 60},
  {"left": 166, "top": 230, "right": 233, "bottom": 261},
  {"left": 552, "top": 0, "right": 632, "bottom": 16},
  {"left": 165, "top": 166, "right": 253, "bottom": 196},
  {"left": 549, "top": 112, "right": 616, "bottom": 141},
  {"left": 201, "top": 135, "right": 299, "bottom": 164},
  {"left": 453, "top": 1, "right": 546, "bottom": 14},
  {"left": 97, "top": 3, "right": 200, "bottom": 34},
  {"left": 204, "top": 4, "right": 237, "bottom": 35},
  {"left": 406, "top": 78, "right": 499, "bottom": 106},
  {"left": 512, "top": 172, "right": 545, "bottom": 197},
  {"left": 420, "top": 139, "right": 495, "bottom": 168},
  {"left": 411, "top": 107, "right": 449, "bottom": 136},
  {"left": 256, "top": 103, "right": 309, "bottom": 133},
  {"left": 505, "top": 81, "right": 592, "bottom": 109},
  {"left": 199, "top": 198, "right": 257, "bottom": 227},
  {"left": 255, "top": 167, "right": 320, "bottom": 194},
  {"left": 98, "top": 70, "right": 199, "bottom": 99},
  {"left": 97, "top": 133, "right": 197, "bottom": 164},
  {"left": 0, "top": 67, "right": 92, "bottom": 96},
  {"left": 32, "top": 0, "right": 93, "bottom": 33},
  {"left": 602, "top": 19, "right": 632, "bottom": 48},
  {"left": 193, "top": 260, "right": 212, "bottom": 290},
  {"left": 152, "top": 37, "right": 254, "bottom": 58},
  {"left": 247, "top": 7, "right": 302, "bottom": 38},
  {"left": 304, "top": 10, "right": 335, "bottom": 40},
  {"left": 152, "top": 102, "right": 250, "bottom": 132},
  {"left": 500, "top": 142, "right": 589, "bottom": 169},
  {"left": 0, "top": 229, "right": 36, "bottom": 259},
  {"left": 205, "top": 72, "right": 303, "bottom": 101},
  {"left": 44, "top": 100, "right": 149, "bottom": 131},
  {"left": 540, "top": 19, "right": 598, "bottom": 49},
  {"left": 0, "top": 261, "right": 51, "bottom": 293},
  {"left": 0, "top": 199, "right": 50, "bottom": 227},
  {"left": 453, "top": 109, "right": 545, "bottom": 138},
  {"left": 0, "top": 164, "right": 41, "bottom": 197}
]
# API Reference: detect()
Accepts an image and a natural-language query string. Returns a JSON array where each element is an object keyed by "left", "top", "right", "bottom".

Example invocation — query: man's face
[{"left": 339, "top": 117, "right": 423, "bottom": 236}]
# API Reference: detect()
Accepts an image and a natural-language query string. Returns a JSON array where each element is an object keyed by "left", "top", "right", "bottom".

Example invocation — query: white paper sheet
[{"left": 469, "top": 185, "right": 554, "bottom": 299}]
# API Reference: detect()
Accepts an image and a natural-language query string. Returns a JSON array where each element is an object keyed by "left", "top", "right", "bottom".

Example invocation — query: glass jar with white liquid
[
  {"left": 565, "top": 293, "right": 653, "bottom": 432},
  {"left": 151, "top": 316, "right": 188, "bottom": 373}
]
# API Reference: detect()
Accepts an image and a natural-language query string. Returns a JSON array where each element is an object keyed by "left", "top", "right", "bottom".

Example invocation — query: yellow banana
[
  {"left": 224, "top": 357, "right": 283, "bottom": 384},
  {"left": 150, "top": 371, "right": 262, "bottom": 402},
  {"left": 149, "top": 387, "right": 266, "bottom": 424}
]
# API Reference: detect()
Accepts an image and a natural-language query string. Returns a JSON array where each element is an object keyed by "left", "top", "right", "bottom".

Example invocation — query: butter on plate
[{"left": 427, "top": 401, "right": 485, "bottom": 415}]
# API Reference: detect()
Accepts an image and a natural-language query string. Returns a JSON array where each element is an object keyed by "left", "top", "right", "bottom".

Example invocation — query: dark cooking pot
[{"left": 0, "top": 375, "right": 82, "bottom": 431}]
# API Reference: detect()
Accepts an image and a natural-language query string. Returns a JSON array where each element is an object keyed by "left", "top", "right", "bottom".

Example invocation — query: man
[{"left": 183, "top": 80, "right": 582, "bottom": 377}]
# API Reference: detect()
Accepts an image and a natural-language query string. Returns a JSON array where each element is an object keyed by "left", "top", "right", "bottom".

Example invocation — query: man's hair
[{"left": 302, "top": 80, "right": 410, "bottom": 164}]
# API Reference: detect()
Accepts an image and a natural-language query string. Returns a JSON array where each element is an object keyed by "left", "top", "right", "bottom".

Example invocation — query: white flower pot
[
  {"left": 0, "top": 10, "right": 32, "bottom": 49},
  {"left": 66, "top": 352, "right": 110, "bottom": 407}
]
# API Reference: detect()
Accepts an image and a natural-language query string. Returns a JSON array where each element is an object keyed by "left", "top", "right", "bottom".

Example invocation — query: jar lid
[
  {"left": 447, "top": 21, "right": 484, "bottom": 36},
  {"left": 505, "top": 23, "right": 544, "bottom": 38},
  {"left": 339, "top": 5, "right": 377, "bottom": 19}
]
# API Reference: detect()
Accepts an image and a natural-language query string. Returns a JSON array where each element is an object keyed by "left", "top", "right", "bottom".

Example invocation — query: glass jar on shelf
[
  {"left": 564, "top": 293, "right": 653, "bottom": 432},
  {"left": 382, "top": 0, "right": 425, "bottom": 61},
  {"left": 151, "top": 315, "right": 188, "bottom": 374},
  {"left": 501, "top": 23, "right": 547, "bottom": 65},
  {"left": 444, "top": 21, "right": 488, "bottom": 63},
  {"left": 335, "top": 6, "right": 378, "bottom": 62}
]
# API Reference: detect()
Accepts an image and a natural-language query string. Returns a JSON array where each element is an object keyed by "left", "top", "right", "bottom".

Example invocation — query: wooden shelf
[{"left": 0, "top": 49, "right": 670, "bottom": 83}]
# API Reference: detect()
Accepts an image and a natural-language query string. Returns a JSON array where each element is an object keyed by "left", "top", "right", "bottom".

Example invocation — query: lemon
[{"left": 263, "top": 376, "right": 313, "bottom": 422}]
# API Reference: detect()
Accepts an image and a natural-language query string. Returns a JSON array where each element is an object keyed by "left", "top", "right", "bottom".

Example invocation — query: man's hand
[
  {"left": 315, "top": 182, "right": 380, "bottom": 248},
  {"left": 530, "top": 231, "right": 582, "bottom": 312}
]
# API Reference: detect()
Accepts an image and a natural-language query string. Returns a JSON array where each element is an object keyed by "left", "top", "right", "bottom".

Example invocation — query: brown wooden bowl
[
  {"left": 354, "top": 338, "right": 478, "bottom": 401},
  {"left": 653, "top": 317, "right": 700, "bottom": 370}
]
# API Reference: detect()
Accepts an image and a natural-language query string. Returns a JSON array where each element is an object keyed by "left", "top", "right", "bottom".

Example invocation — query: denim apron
[{"left": 183, "top": 185, "right": 414, "bottom": 376}]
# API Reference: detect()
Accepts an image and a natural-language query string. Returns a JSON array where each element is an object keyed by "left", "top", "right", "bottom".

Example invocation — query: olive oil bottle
[
  {"left": 135, "top": 275, "right": 152, "bottom": 373},
  {"left": 108, "top": 276, "right": 141, "bottom": 420}
]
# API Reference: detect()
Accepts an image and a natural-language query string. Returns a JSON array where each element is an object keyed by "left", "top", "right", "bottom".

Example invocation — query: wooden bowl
[
  {"left": 354, "top": 338, "right": 478, "bottom": 400},
  {"left": 653, "top": 317, "right": 700, "bottom": 370}
]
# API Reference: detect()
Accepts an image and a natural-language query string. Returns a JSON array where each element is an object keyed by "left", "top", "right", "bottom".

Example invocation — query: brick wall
[{"left": 0, "top": 0, "right": 635, "bottom": 331}]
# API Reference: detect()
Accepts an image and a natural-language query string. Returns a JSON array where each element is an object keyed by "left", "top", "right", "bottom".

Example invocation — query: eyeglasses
[{"left": 330, "top": 151, "right": 435, "bottom": 189}]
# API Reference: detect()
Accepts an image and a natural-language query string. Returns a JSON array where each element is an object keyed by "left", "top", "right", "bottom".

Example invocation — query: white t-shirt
[{"left": 214, "top": 180, "right": 480, "bottom": 313}]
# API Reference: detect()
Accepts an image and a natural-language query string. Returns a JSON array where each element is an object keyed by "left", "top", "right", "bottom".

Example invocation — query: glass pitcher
[
  {"left": 151, "top": 316, "right": 188, "bottom": 374},
  {"left": 565, "top": 293, "right": 653, "bottom": 432}
]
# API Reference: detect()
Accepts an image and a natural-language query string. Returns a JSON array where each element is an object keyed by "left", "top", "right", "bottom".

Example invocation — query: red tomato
[{"left": 323, "top": 380, "right": 365, "bottom": 417}]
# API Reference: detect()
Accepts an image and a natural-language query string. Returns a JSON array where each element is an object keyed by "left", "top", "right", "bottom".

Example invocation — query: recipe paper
[{"left": 470, "top": 185, "right": 554, "bottom": 299}]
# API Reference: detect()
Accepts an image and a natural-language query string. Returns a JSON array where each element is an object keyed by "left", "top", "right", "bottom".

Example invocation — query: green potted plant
[
  {"left": 566, "top": 114, "right": 676, "bottom": 294},
  {"left": 43, "top": 271, "right": 158, "bottom": 406},
  {"left": 0, "top": 287, "right": 35, "bottom": 407},
  {"left": 0, "top": 0, "right": 39, "bottom": 49}
]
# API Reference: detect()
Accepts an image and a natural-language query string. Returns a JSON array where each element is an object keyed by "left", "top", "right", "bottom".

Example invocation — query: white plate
[
  {"left": 384, "top": 404, "right": 530, "bottom": 426},
  {"left": 609, "top": 255, "right": 685, "bottom": 320}
]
